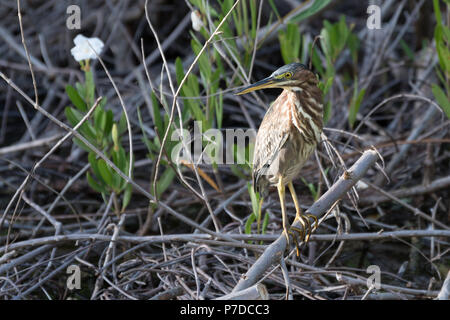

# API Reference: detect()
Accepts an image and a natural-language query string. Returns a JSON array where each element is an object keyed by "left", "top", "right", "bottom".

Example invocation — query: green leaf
[
  {"left": 175, "top": 57, "right": 205, "bottom": 125},
  {"left": 399, "top": 39, "right": 415, "bottom": 61},
  {"left": 278, "top": 23, "right": 301, "bottom": 64},
  {"left": 110, "top": 147, "right": 128, "bottom": 192},
  {"left": 191, "top": 39, "right": 211, "bottom": 82},
  {"left": 323, "top": 101, "right": 332, "bottom": 124},
  {"left": 98, "top": 96, "right": 107, "bottom": 109},
  {"left": 72, "top": 137, "right": 92, "bottom": 152},
  {"left": 247, "top": 182, "right": 260, "bottom": 218},
  {"left": 87, "top": 151, "right": 96, "bottom": 164},
  {"left": 433, "top": 0, "right": 442, "bottom": 26},
  {"left": 432, "top": 84, "right": 450, "bottom": 118},
  {"left": 88, "top": 152, "right": 102, "bottom": 179},
  {"left": 100, "top": 111, "right": 107, "bottom": 132},
  {"left": 320, "top": 16, "right": 352, "bottom": 64},
  {"left": 118, "top": 152, "right": 133, "bottom": 191},
  {"left": 310, "top": 45, "right": 325, "bottom": 76},
  {"left": 118, "top": 112, "right": 127, "bottom": 135},
  {"left": 245, "top": 213, "right": 256, "bottom": 236},
  {"left": 230, "top": 164, "right": 247, "bottom": 180},
  {"left": 97, "top": 159, "right": 113, "bottom": 187},
  {"left": 215, "top": 91, "right": 223, "bottom": 129},
  {"left": 151, "top": 92, "right": 164, "bottom": 140},
  {"left": 348, "top": 33, "right": 360, "bottom": 64},
  {"left": 320, "top": 27, "right": 331, "bottom": 61},
  {"left": 75, "top": 82, "right": 86, "bottom": 102},
  {"left": 348, "top": 81, "right": 366, "bottom": 129},
  {"left": 96, "top": 108, "right": 107, "bottom": 139},
  {"left": 301, "top": 177, "right": 318, "bottom": 200},
  {"left": 65, "top": 107, "right": 97, "bottom": 142},
  {"left": 121, "top": 184, "right": 132, "bottom": 212},
  {"left": 111, "top": 171, "right": 122, "bottom": 193},
  {"left": 104, "top": 110, "right": 114, "bottom": 137},
  {"left": 112, "top": 145, "right": 127, "bottom": 173},
  {"left": 322, "top": 76, "right": 334, "bottom": 95},
  {"left": 291, "top": 0, "right": 332, "bottom": 23},
  {"left": 186, "top": 75, "right": 206, "bottom": 123},
  {"left": 435, "top": 68, "right": 448, "bottom": 92},
  {"left": 336, "top": 16, "right": 349, "bottom": 54},
  {"left": 267, "top": 0, "right": 280, "bottom": 20},
  {"left": 112, "top": 124, "right": 120, "bottom": 152},
  {"left": 435, "top": 25, "right": 450, "bottom": 72},
  {"left": 87, "top": 172, "right": 108, "bottom": 194},
  {"left": 88, "top": 151, "right": 103, "bottom": 188},
  {"left": 154, "top": 167, "right": 176, "bottom": 197},
  {"left": 66, "top": 85, "right": 87, "bottom": 112},
  {"left": 93, "top": 104, "right": 102, "bottom": 128},
  {"left": 250, "top": 0, "right": 257, "bottom": 39},
  {"left": 65, "top": 106, "right": 80, "bottom": 127},
  {"left": 175, "top": 57, "right": 185, "bottom": 86}
]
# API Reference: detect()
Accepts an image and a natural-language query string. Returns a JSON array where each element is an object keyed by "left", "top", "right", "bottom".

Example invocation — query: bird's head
[{"left": 236, "top": 63, "right": 318, "bottom": 95}]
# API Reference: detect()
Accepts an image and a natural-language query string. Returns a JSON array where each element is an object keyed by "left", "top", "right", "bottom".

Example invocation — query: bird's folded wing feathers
[{"left": 252, "top": 99, "right": 291, "bottom": 185}]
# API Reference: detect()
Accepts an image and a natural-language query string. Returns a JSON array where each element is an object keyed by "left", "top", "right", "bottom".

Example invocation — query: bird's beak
[{"left": 235, "top": 77, "right": 279, "bottom": 95}]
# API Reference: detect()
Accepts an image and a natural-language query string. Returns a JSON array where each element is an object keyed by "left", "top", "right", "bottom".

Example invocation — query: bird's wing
[{"left": 252, "top": 96, "right": 291, "bottom": 187}]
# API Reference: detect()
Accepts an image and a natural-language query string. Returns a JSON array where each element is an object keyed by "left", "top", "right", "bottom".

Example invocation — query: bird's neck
[
  {"left": 284, "top": 86, "right": 323, "bottom": 142},
  {"left": 286, "top": 84, "right": 323, "bottom": 117}
]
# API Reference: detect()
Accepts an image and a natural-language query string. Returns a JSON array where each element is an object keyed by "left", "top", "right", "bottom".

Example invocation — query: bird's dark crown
[
  {"left": 236, "top": 62, "right": 316, "bottom": 95},
  {"left": 270, "top": 63, "right": 308, "bottom": 78}
]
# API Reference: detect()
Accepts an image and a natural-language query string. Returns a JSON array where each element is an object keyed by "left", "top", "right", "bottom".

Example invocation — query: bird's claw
[{"left": 287, "top": 213, "right": 318, "bottom": 256}]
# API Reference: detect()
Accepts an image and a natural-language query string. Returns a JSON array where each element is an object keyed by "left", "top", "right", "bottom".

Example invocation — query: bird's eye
[{"left": 285, "top": 72, "right": 292, "bottom": 79}]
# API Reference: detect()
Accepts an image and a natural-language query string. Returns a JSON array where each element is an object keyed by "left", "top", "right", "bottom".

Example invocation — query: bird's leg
[
  {"left": 287, "top": 182, "right": 308, "bottom": 255},
  {"left": 288, "top": 182, "right": 318, "bottom": 236},
  {"left": 287, "top": 182, "right": 319, "bottom": 255},
  {"left": 277, "top": 176, "right": 289, "bottom": 243}
]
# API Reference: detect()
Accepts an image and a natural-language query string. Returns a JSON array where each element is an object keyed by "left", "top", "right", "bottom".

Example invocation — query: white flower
[
  {"left": 70, "top": 34, "right": 104, "bottom": 62},
  {"left": 191, "top": 10, "right": 203, "bottom": 32}
]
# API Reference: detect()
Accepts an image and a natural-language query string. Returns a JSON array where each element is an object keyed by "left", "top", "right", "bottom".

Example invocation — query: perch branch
[{"left": 231, "top": 149, "right": 380, "bottom": 293}]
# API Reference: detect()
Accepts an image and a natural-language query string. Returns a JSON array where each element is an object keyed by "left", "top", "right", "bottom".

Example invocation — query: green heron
[{"left": 237, "top": 63, "right": 323, "bottom": 255}]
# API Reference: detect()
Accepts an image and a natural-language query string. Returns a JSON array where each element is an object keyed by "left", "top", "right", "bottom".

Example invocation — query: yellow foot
[
  {"left": 287, "top": 228, "right": 301, "bottom": 256},
  {"left": 288, "top": 213, "right": 319, "bottom": 256},
  {"left": 303, "top": 214, "right": 318, "bottom": 242}
]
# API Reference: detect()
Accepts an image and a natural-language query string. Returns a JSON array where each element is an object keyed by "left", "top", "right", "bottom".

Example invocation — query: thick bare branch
[{"left": 232, "top": 149, "right": 380, "bottom": 293}]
